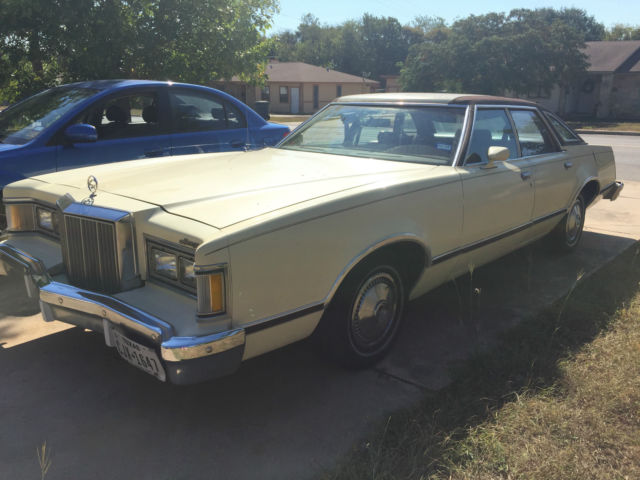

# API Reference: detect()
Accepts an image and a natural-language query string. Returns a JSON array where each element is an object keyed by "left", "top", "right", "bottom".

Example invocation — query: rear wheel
[
  {"left": 316, "top": 258, "right": 406, "bottom": 368},
  {"left": 552, "top": 194, "right": 585, "bottom": 252}
]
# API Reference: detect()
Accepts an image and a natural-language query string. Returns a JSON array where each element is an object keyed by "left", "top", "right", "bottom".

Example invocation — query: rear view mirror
[{"left": 64, "top": 124, "right": 97, "bottom": 144}]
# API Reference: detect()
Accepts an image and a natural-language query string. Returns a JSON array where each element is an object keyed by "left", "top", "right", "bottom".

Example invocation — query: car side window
[
  {"left": 72, "top": 92, "right": 161, "bottom": 141},
  {"left": 510, "top": 109, "right": 556, "bottom": 157},
  {"left": 543, "top": 112, "right": 582, "bottom": 144},
  {"left": 169, "top": 91, "right": 246, "bottom": 133},
  {"left": 465, "top": 109, "right": 517, "bottom": 164}
]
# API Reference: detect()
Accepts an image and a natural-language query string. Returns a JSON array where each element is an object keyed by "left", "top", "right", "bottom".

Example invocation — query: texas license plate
[{"left": 112, "top": 330, "right": 166, "bottom": 382}]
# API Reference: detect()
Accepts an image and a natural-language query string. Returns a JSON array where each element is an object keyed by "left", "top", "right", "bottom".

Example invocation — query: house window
[
  {"left": 313, "top": 85, "right": 319, "bottom": 109},
  {"left": 336, "top": 85, "right": 342, "bottom": 97},
  {"left": 279, "top": 86, "right": 289, "bottom": 103},
  {"left": 261, "top": 86, "right": 270, "bottom": 101}
]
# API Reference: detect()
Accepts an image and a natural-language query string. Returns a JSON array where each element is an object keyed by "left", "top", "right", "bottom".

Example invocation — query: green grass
[
  {"left": 322, "top": 242, "right": 640, "bottom": 480},
  {"left": 568, "top": 121, "right": 640, "bottom": 132}
]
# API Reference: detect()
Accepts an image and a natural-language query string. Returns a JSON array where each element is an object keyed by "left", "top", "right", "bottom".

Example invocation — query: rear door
[
  {"left": 509, "top": 108, "right": 574, "bottom": 219},
  {"left": 168, "top": 88, "right": 250, "bottom": 156}
]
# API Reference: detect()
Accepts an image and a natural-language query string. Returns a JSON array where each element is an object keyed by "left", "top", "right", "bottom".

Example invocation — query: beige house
[
  {"left": 526, "top": 40, "right": 640, "bottom": 120},
  {"left": 215, "top": 60, "right": 379, "bottom": 115}
]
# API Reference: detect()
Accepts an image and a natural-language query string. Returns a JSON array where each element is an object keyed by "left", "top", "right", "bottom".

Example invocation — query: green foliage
[
  {"left": 605, "top": 24, "right": 640, "bottom": 40},
  {"left": 401, "top": 8, "right": 599, "bottom": 95},
  {"left": 271, "top": 13, "right": 419, "bottom": 80},
  {"left": 0, "top": 0, "right": 277, "bottom": 103}
]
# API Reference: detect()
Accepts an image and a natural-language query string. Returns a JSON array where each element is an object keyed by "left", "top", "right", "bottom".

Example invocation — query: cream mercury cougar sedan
[{"left": 0, "top": 93, "right": 623, "bottom": 384}]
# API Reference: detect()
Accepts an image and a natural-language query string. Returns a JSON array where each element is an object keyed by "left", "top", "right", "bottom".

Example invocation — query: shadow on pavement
[{"left": 0, "top": 232, "right": 637, "bottom": 480}]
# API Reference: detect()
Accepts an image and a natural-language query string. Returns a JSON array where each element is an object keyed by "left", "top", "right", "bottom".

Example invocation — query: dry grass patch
[{"left": 323, "top": 243, "right": 640, "bottom": 480}]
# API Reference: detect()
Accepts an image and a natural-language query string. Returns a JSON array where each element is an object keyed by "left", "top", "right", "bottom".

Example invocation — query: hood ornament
[{"left": 82, "top": 175, "right": 99, "bottom": 205}]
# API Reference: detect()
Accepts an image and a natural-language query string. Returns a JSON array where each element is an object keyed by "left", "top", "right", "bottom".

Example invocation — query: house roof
[
  {"left": 265, "top": 62, "right": 379, "bottom": 84},
  {"left": 227, "top": 61, "right": 379, "bottom": 85},
  {"left": 585, "top": 41, "right": 640, "bottom": 73}
]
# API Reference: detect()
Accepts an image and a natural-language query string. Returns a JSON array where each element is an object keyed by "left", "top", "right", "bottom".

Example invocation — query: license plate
[{"left": 112, "top": 330, "right": 166, "bottom": 382}]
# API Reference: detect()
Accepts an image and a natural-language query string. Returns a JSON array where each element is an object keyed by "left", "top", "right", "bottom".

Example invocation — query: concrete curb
[{"left": 576, "top": 129, "right": 640, "bottom": 136}]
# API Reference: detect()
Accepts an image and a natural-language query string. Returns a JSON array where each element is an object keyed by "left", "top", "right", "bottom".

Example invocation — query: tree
[
  {"left": 401, "top": 8, "right": 600, "bottom": 96},
  {"left": 0, "top": 0, "right": 277, "bottom": 103},
  {"left": 605, "top": 24, "right": 640, "bottom": 41}
]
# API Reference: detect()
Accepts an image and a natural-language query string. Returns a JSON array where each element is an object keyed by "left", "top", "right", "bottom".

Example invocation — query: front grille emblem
[{"left": 82, "top": 175, "right": 99, "bottom": 205}]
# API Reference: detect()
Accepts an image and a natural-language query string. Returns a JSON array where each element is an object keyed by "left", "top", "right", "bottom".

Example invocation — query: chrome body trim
[
  {"left": 60, "top": 203, "right": 141, "bottom": 292},
  {"left": 243, "top": 302, "right": 325, "bottom": 334},
  {"left": 0, "top": 242, "right": 51, "bottom": 298},
  {"left": 432, "top": 209, "right": 566, "bottom": 265},
  {"left": 40, "top": 282, "right": 172, "bottom": 342},
  {"left": 161, "top": 329, "right": 245, "bottom": 361}
]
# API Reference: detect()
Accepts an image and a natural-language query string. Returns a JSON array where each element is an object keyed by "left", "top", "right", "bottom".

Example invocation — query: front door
[
  {"left": 456, "top": 108, "right": 535, "bottom": 257},
  {"left": 290, "top": 88, "right": 300, "bottom": 114},
  {"left": 55, "top": 89, "right": 171, "bottom": 171}
]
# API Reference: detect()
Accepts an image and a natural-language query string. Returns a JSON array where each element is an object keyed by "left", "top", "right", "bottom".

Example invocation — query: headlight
[
  {"left": 36, "top": 207, "right": 55, "bottom": 232},
  {"left": 151, "top": 248, "right": 178, "bottom": 280},
  {"left": 147, "top": 241, "right": 197, "bottom": 293},
  {"left": 5, "top": 203, "right": 59, "bottom": 237},
  {"left": 180, "top": 257, "right": 196, "bottom": 288},
  {"left": 6, "top": 203, "right": 36, "bottom": 232},
  {"left": 146, "top": 239, "right": 227, "bottom": 316}
]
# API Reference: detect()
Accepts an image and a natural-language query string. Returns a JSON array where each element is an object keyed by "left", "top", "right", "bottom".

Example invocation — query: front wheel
[
  {"left": 552, "top": 194, "right": 586, "bottom": 252},
  {"left": 315, "top": 260, "right": 406, "bottom": 368}
]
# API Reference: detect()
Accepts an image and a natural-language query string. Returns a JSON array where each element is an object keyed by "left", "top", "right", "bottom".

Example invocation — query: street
[{"left": 0, "top": 134, "right": 639, "bottom": 480}]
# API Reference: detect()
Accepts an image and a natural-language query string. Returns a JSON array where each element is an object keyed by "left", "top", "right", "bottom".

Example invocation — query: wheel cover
[
  {"left": 565, "top": 201, "right": 583, "bottom": 245},
  {"left": 349, "top": 271, "right": 399, "bottom": 354}
]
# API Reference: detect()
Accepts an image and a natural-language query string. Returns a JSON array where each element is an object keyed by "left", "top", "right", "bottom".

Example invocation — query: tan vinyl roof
[
  {"left": 335, "top": 92, "right": 538, "bottom": 106},
  {"left": 584, "top": 41, "right": 640, "bottom": 72}
]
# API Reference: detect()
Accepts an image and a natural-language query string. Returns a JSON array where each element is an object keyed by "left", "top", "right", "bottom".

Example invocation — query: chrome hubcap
[
  {"left": 350, "top": 272, "right": 398, "bottom": 352},
  {"left": 565, "top": 201, "right": 583, "bottom": 244}
]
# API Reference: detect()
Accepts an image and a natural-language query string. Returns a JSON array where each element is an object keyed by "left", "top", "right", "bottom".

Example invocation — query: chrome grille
[{"left": 63, "top": 215, "right": 120, "bottom": 293}]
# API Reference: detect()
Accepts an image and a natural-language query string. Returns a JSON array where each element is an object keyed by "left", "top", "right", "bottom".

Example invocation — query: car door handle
[
  {"left": 564, "top": 161, "right": 573, "bottom": 169},
  {"left": 521, "top": 171, "right": 532, "bottom": 181},
  {"left": 230, "top": 140, "right": 245, "bottom": 148},
  {"left": 145, "top": 149, "right": 165, "bottom": 158}
]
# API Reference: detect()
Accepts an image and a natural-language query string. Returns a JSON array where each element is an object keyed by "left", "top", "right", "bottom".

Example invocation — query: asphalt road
[
  {"left": 581, "top": 134, "right": 640, "bottom": 181},
  {"left": 0, "top": 135, "right": 638, "bottom": 480}
]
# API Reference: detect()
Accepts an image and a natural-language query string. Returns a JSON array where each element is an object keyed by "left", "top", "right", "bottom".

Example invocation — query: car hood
[{"left": 43, "top": 148, "right": 433, "bottom": 229}]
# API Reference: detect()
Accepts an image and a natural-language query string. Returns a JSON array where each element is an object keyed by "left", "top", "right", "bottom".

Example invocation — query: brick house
[
  {"left": 215, "top": 60, "right": 379, "bottom": 115},
  {"left": 526, "top": 40, "right": 640, "bottom": 120}
]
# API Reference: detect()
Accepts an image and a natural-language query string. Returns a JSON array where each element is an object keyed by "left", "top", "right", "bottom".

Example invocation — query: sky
[{"left": 270, "top": 0, "right": 640, "bottom": 33}]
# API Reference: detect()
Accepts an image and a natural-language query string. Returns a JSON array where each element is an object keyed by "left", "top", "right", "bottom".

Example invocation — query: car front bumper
[{"left": 0, "top": 242, "right": 245, "bottom": 385}]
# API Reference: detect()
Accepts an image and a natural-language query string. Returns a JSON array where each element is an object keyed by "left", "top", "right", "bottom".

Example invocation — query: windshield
[
  {"left": 0, "top": 86, "right": 98, "bottom": 145},
  {"left": 279, "top": 104, "right": 466, "bottom": 165}
]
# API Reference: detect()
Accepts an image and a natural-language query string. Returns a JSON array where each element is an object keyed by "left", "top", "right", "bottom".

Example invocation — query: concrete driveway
[{"left": 1, "top": 135, "right": 639, "bottom": 479}]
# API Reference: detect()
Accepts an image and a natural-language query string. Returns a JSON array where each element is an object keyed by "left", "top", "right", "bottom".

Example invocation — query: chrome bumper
[
  {"left": 601, "top": 181, "right": 624, "bottom": 201},
  {"left": 0, "top": 243, "right": 245, "bottom": 385}
]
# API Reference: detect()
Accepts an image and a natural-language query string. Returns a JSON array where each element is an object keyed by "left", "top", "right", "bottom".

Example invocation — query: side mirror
[
  {"left": 483, "top": 146, "right": 510, "bottom": 169},
  {"left": 64, "top": 124, "right": 97, "bottom": 144}
]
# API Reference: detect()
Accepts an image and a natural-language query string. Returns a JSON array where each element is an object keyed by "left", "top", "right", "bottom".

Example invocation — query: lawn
[{"left": 323, "top": 242, "right": 640, "bottom": 480}]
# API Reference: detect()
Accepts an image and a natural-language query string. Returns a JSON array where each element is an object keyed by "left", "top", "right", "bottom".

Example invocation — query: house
[
  {"left": 527, "top": 40, "right": 640, "bottom": 120},
  {"left": 215, "top": 60, "right": 379, "bottom": 115}
]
